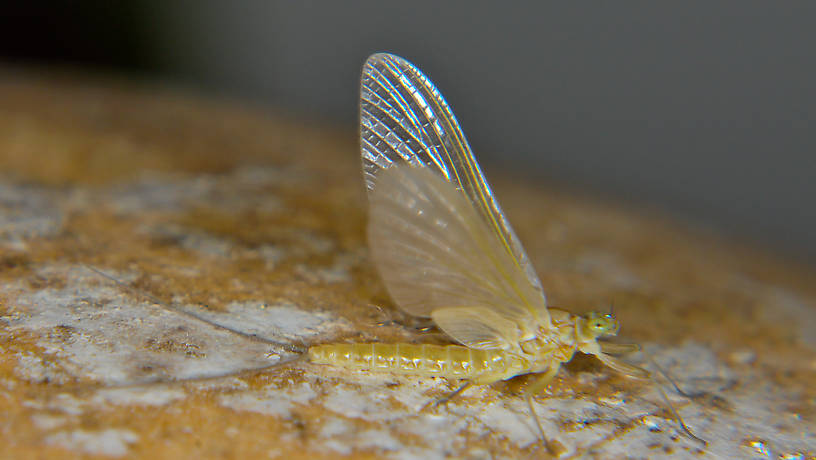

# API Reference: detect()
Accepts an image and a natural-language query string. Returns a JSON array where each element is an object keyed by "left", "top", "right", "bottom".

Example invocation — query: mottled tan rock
[{"left": 0, "top": 68, "right": 814, "bottom": 459}]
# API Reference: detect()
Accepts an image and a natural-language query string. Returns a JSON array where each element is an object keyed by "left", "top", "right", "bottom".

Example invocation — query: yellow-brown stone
[{"left": 0, "top": 68, "right": 813, "bottom": 459}]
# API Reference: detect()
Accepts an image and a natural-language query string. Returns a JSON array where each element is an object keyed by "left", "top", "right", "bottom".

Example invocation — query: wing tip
[
  {"left": 365, "top": 52, "right": 404, "bottom": 65},
  {"left": 364, "top": 52, "right": 420, "bottom": 75}
]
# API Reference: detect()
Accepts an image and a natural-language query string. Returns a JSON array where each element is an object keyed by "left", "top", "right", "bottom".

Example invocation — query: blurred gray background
[{"left": 2, "top": 1, "right": 814, "bottom": 264}]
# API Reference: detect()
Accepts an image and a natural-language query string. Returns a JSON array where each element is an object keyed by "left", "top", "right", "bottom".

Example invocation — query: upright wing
[{"left": 360, "top": 53, "right": 551, "bottom": 336}]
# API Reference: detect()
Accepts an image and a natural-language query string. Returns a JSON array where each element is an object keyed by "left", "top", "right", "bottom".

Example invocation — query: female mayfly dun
[
  {"left": 86, "top": 52, "right": 698, "bottom": 454},
  {"left": 307, "top": 53, "right": 698, "bottom": 453}
]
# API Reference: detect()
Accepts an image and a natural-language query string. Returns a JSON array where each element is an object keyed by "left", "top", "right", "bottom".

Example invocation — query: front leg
[{"left": 599, "top": 342, "right": 641, "bottom": 355}]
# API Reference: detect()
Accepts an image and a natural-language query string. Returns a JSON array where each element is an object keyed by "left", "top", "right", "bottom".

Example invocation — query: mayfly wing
[
  {"left": 430, "top": 306, "right": 521, "bottom": 350},
  {"left": 360, "top": 53, "right": 551, "bottom": 340},
  {"left": 368, "top": 165, "right": 533, "bottom": 346}
]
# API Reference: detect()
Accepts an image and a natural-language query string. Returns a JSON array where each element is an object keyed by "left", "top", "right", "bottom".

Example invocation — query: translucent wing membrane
[
  {"left": 367, "top": 166, "right": 546, "bottom": 341},
  {"left": 361, "top": 53, "right": 550, "bottom": 332},
  {"left": 431, "top": 307, "right": 520, "bottom": 350}
]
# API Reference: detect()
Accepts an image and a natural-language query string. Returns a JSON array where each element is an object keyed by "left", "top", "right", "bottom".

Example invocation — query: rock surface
[{"left": 0, "top": 68, "right": 814, "bottom": 459}]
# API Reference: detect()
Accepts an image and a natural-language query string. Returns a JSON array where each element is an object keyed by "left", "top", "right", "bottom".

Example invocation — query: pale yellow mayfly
[
  {"left": 85, "top": 52, "right": 696, "bottom": 453},
  {"left": 307, "top": 53, "right": 696, "bottom": 452}
]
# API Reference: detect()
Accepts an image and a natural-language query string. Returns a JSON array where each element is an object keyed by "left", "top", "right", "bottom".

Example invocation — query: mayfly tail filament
[{"left": 82, "top": 264, "right": 307, "bottom": 355}]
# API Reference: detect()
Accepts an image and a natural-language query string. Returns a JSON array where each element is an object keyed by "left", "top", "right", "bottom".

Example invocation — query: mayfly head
[{"left": 582, "top": 311, "right": 620, "bottom": 339}]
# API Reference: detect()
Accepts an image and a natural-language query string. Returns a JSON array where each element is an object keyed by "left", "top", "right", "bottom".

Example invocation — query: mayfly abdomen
[{"left": 308, "top": 343, "right": 515, "bottom": 379}]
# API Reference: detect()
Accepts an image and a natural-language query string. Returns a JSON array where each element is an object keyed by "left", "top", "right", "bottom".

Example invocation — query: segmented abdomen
[{"left": 308, "top": 343, "right": 518, "bottom": 379}]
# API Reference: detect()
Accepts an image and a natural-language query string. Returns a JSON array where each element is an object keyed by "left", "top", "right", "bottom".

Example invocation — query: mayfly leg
[
  {"left": 642, "top": 351, "right": 707, "bottom": 445},
  {"left": 372, "top": 304, "right": 398, "bottom": 327},
  {"left": 646, "top": 353, "right": 698, "bottom": 398},
  {"left": 372, "top": 304, "right": 437, "bottom": 333},
  {"left": 599, "top": 342, "right": 641, "bottom": 355},
  {"left": 421, "top": 381, "right": 472, "bottom": 411},
  {"left": 524, "top": 365, "right": 566, "bottom": 457},
  {"left": 602, "top": 341, "right": 706, "bottom": 446}
]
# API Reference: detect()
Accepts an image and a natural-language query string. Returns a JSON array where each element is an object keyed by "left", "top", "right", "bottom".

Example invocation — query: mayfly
[
  {"left": 86, "top": 52, "right": 699, "bottom": 453},
  {"left": 308, "top": 53, "right": 699, "bottom": 451}
]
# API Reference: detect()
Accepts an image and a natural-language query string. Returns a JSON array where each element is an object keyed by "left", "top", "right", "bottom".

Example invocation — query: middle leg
[{"left": 524, "top": 364, "right": 564, "bottom": 456}]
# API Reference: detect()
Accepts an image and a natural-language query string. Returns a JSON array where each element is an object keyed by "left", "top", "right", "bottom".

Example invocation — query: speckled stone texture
[{"left": 0, "top": 68, "right": 814, "bottom": 459}]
